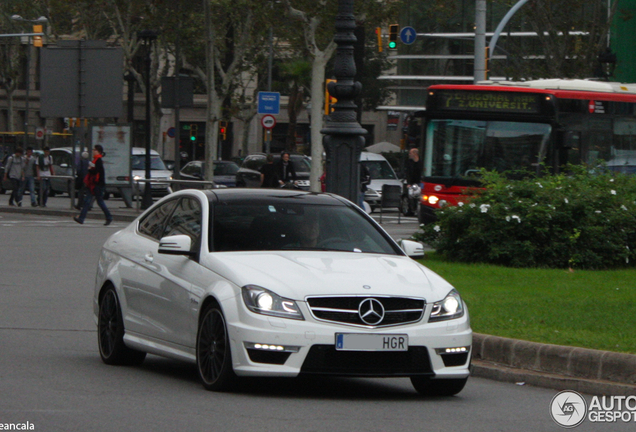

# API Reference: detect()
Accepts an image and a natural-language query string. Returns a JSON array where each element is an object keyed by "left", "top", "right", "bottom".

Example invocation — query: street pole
[
  {"left": 321, "top": 0, "right": 367, "bottom": 203},
  {"left": 474, "top": 0, "right": 487, "bottom": 83},
  {"left": 138, "top": 30, "right": 158, "bottom": 210}
]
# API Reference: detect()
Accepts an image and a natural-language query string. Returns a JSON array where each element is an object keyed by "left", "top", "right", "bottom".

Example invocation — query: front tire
[
  {"left": 410, "top": 377, "right": 468, "bottom": 396},
  {"left": 196, "top": 304, "right": 236, "bottom": 391},
  {"left": 98, "top": 287, "right": 146, "bottom": 366}
]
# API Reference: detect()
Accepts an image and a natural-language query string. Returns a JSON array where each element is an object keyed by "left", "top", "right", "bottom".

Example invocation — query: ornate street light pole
[{"left": 321, "top": 0, "right": 367, "bottom": 203}]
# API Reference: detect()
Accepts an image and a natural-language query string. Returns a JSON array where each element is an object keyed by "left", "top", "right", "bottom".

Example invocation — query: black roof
[{"left": 204, "top": 188, "right": 348, "bottom": 206}]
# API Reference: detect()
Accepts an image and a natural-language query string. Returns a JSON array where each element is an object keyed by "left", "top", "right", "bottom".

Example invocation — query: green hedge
[{"left": 414, "top": 166, "right": 636, "bottom": 269}]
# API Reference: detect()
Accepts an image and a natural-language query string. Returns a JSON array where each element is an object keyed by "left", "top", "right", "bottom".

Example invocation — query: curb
[{"left": 473, "top": 333, "right": 636, "bottom": 396}]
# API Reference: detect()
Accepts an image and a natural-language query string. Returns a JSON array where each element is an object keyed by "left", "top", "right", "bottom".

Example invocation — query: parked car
[
  {"left": 180, "top": 160, "right": 239, "bottom": 187},
  {"left": 236, "top": 153, "right": 311, "bottom": 189},
  {"left": 360, "top": 152, "right": 402, "bottom": 211},
  {"left": 49, "top": 147, "right": 86, "bottom": 196},
  {"left": 93, "top": 188, "right": 471, "bottom": 394},
  {"left": 130, "top": 147, "right": 173, "bottom": 197}
]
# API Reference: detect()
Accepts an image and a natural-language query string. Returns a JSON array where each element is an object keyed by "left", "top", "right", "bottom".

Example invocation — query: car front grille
[
  {"left": 300, "top": 345, "right": 433, "bottom": 376},
  {"left": 306, "top": 296, "right": 425, "bottom": 328}
]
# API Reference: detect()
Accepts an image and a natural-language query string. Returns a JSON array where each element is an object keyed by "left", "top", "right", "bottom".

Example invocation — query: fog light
[
  {"left": 435, "top": 346, "right": 469, "bottom": 355},
  {"left": 245, "top": 342, "right": 300, "bottom": 353}
]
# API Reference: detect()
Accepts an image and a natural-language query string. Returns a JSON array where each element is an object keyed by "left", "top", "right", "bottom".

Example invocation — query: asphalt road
[{"left": 0, "top": 213, "right": 631, "bottom": 432}]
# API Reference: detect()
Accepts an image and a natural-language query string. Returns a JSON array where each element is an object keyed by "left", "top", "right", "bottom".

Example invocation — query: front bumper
[{"left": 226, "top": 300, "right": 472, "bottom": 379}]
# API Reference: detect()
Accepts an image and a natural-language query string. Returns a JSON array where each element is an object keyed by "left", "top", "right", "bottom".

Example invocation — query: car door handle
[{"left": 144, "top": 253, "right": 154, "bottom": 263}]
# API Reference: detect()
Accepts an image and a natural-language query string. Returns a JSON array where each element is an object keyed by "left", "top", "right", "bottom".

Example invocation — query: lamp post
[
  {"left": 11, "top": 15, "right": 48, "bottom": 149},
  {"left": 137, "top": 30, "right": 158, "bottom": 210},
  {"left": 321, "top": 0, "right": 366, "bottom": 203}
]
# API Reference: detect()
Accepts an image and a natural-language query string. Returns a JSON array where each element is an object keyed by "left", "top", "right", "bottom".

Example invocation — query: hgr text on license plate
[{"left": 335, "top": 334, "right": 408, "bottom": 351}]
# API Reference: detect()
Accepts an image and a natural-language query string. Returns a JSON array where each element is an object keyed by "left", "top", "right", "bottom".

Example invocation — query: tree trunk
[{"left": 309, "top": 50, "right": 329, "bottom": 192}]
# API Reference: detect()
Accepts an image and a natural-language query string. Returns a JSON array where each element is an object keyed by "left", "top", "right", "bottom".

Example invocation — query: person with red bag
[{"left": 73, "top": 145, "right": 113, "bottom": 226}]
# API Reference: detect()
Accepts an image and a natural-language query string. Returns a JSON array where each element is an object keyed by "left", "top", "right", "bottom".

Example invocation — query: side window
[
  {"left": 163, "top": 197, "right": 203, "bottom": 253},
  {"left": 138, "top": 199, "right": 178, "bottom": 240}
]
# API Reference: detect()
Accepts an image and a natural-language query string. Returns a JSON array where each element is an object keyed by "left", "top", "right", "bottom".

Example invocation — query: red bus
[{"left": 416, "top": 79, "right": 636, "bottom": 223}]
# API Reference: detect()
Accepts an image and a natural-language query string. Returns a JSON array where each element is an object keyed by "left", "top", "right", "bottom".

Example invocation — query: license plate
[{"left": 335, "top": 333, "right": 408, "bottom": 351}]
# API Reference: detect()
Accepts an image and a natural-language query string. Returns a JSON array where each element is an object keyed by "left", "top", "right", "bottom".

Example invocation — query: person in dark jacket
[
  {"left": 259, "top": 154, "right": 279, "bottom": 188},
  {"left": 74, "top": 145, "right": 113, "bottom": 225},
  {"left": 275, "top": 151, "right": 297, "bottom": 186}
]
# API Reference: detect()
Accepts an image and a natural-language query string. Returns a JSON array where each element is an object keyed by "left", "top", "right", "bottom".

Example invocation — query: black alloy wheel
[
  {"left": 196, "top": 305, "right": 236, "bottom": 391},
  {"left": 98, "top": 287, "right": 146, "bottom": 366},
  {"left": 410, "top": 376, "right": 468, "bottom": 397}
]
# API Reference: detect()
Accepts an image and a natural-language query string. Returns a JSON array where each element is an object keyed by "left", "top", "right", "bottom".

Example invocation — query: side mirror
[
  {"left": 158, "top": 235, "right": 196, "bottom": 256},
  {"left": 398, "top": 239, "right": 425, "bottom": 259}
]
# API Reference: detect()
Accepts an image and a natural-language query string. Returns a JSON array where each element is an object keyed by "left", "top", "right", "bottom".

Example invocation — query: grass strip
[{"left": 420, "top": 253, "right": 636, "bottom": 354}]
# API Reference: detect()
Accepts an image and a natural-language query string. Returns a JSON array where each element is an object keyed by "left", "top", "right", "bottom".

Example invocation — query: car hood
[
  {"left": 202, "top": 251, "right": 453, "bottom": 302},
  {"left": 369, "top": 179, "right": 402, "bottom": 192},
  {"left": 132, "top": 169, "right": 172, "bottom": 179}
]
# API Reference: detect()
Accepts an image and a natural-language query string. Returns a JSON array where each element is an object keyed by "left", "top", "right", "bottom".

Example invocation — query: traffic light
[
  {"left": 33, "top": 25, "right": 43, "bottom": 47},
  {"left": 388, "top": 24, "right": 398, "bottom": 50},
  {"left": 325, "top": 79, "right": 337, "bottom": 115},
  {"left": 376, "top": 27, "right": 383, "bottom": 52},
  {"left": 219, "top": 121, "right": 227, "bottom": 140},
  {"left": 190, "top": 124, "right": 197, "bottom": 142}
]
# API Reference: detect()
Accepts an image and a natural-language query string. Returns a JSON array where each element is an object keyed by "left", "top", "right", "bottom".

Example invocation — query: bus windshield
[{"left": 425, "top": 120, "right": 551, "bottom": 177}]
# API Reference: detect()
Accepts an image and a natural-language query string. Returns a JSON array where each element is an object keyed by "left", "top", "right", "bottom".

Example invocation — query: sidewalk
[
  {"left": 0, "top": 194, "right": 140, "bottom": 222},
  {"left": 2, "top": 194, "right": 635, "bottom": 396}
]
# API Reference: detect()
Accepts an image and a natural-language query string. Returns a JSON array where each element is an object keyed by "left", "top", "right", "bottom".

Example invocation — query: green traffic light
[
  {"left": 190, "top": 136, "right": 196, "bottom": 141},
  {"left": 389, "top": 41, "right": 397, "bottom": 49}
]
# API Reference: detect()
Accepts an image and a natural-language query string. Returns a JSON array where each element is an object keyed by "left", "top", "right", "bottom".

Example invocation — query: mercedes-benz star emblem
[{"left": 358, "top": 298, "right": 385, "bottom": 325}]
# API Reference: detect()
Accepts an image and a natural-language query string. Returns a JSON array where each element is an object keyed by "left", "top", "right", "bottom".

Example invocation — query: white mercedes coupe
[{"left": 93, "top": 189, "right": 472, "bottom": 395}]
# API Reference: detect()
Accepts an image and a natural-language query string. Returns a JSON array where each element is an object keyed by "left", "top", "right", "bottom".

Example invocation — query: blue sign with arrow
[{"left": 399, "top": 26, "right": 417, "bottom": 45}]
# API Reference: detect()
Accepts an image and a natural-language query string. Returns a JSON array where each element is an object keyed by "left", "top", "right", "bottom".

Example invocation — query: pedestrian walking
[
  {"left": 36, "top": 146, "right": 54, "bottom": 207},
  {"left": 23, "top": 147, "right": 38, "bottom": 207},
  {"left": 73, "top": 145, "right": 113, "bottom": 226},
  {"left": 3, "top": 147, "right": 25, "bottom": 206}
]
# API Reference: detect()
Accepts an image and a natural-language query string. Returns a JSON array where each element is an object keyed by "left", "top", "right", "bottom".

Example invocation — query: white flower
[
  {"left": 434, "top": 225, "right": 441, "bottom": 232},
  {"left": 506, "top": 216, "right": 511, "bottom": 222},
  {"left": 622, "top": 205, "right": 628, "bottom": 211},
  {"left": 511, "top": 215, "right": 521, "bottom": 223},
  {"left": 611, "top": 190, "right": 616, "bottom": 195},
  {"left": 564, "top": 198, "right": 569, "bottom": 204},
  {"left": 480, "top": 204, "right": 490, "bottom": 213},
  {"left": 458, "top": 202, "right": 464, "bottom": 207},
  {"left": 610, "top": 178, "right": 615, "bottom": 182},
  {"left": 536, "top": 182, "right": 543, "bottom": 188},
  {"left": 469, "top": 203, "right": 476, "bottom": 208},
  {"left": 595, "top": 210, "right": 602, "bottom": 214}
]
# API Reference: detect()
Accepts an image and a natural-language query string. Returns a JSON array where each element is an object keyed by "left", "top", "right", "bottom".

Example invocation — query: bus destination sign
[{"left": 437, "top": 91, "right": 541, "bottom": 114}]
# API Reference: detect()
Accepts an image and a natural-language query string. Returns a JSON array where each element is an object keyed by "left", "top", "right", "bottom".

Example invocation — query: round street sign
[
  {"left": 35, "top": 127, "right": 45, "bottom": 140},
  {"left": 167, "top": 127, "right": 176, "bottom": 138},
  {"left": 261, "top": 114, "right": 276, "bottom": 129}
]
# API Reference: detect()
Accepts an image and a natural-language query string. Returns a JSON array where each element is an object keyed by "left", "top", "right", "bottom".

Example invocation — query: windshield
[
  {"left": 361, "top": 160, "right": 397, "bottom": 180},
  {"left": 211, "top": 202, "right": 398, "bottom": 254},
  {"left": 132, "top": 155, "right": 168, "bottom": 171},
  {"left": 425, "top": 120, "right": 551, "bottom": 177},
  {"left": 214, "top": 162, "right": 239, "bottom": 176}
]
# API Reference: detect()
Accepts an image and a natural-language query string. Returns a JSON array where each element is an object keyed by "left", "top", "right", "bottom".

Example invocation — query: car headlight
[
  {"left": 133, "top": 175, "right": 142, "bottom": 181},
  {"left": 429, "top": 289, "right": 464, "bottom": 322},
  {"left": 241, "top": 285, "right": 304, "bottom": 320}
]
